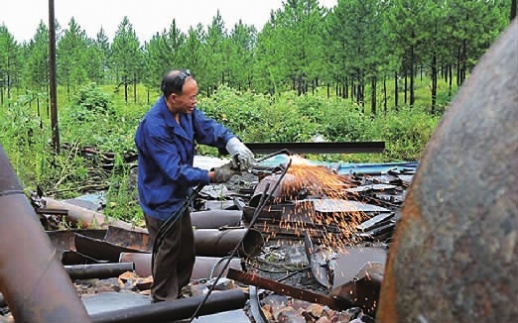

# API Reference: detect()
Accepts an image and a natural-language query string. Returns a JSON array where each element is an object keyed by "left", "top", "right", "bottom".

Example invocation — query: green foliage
[
  {"left": 199, "top": 86, "right": 318, "bottom": 143},
  {"left": 67, "top": 83, "right": 115, "bottom": 121}
]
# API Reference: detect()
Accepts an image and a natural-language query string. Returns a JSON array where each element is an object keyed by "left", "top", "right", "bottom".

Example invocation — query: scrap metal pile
[{"left": 1, "top": 152, "right": 416, "bottom": 323}]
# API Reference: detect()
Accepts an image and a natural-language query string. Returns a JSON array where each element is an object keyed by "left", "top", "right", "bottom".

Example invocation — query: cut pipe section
[
  {"left": 65, "top": 262, "right": 135, "bottom": 280},
  {"left": 119, "top": 252, "right": 243, "bottom": 279},
  {"left": 90, "top": 288, "right": 248, "bottom": 323},
  {"left": 194, "top": 228, "right": 264, "bottom": 258}
]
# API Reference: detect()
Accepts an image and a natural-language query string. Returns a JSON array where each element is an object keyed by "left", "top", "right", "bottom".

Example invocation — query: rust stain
[{"left": 378, "top": 188, "right": 423, "bottom": 322}]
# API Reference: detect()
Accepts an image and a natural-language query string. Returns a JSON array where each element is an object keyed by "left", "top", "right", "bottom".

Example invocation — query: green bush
[{"left": 68, "top": 83, "right": 115, "bottom": 121}]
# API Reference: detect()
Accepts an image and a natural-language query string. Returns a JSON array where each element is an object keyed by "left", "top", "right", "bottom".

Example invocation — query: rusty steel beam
[
  {"left": 227, "top": 269, "right": 352, "bottom": 311},
  {"left": 245, "top": 141, "right": 385, "bottom": 155},
  {"left": 378, "top": 19, "right": 518, "bottom": 323},
  {"left": 65, "top": 262, "right": 135, "bottom": 280},
  {"left": 90, "top": 288, "right": 248, "bottom": 323},
  {"left": 0, "top": 145, "right": 90, "bottom": 322}
]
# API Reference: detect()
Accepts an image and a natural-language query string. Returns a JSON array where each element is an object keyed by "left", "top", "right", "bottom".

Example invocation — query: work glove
[
  {"left": 225, "top": 137, "right": 255, "bottom": 171},
  {"left": 211, "top": 161, "right": 241, "bottom": 183}
]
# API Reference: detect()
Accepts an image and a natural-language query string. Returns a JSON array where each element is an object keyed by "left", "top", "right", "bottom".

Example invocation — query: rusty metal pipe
[
  {"left": 0, "top": 146, "right": 91, "bottom": 322},
  {"left": 378, "top": 19, "right": 518, "bottom": 322},
  {"left": 65, "top": 262, "right": 135, "bottom": 280},
  {"left": 119, "top": 252, "right": 242, "bottom": 279},
  {"left": 43, "top": 197, "right": 136, "bottom": 230},
  {"left": 193, "top": 228, "right": 264, "bottom": 258},
  {"left": 90, "top": 288, "right": 248, "bottom": 323},
  {"left": 190, "top": 210, "right": 243, "bottom": 229}
]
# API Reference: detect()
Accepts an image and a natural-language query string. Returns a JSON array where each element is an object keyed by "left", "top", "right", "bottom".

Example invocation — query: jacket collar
[{"left": 160, "top": 97, "right": 192, "bottom": 142}]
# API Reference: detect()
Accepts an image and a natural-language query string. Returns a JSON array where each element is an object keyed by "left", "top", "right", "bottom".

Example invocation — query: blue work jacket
[{"left": 134, "top": 97, "right": 235, "bottom": 221}]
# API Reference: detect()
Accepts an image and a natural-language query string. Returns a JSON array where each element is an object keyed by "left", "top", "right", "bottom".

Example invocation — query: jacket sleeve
[
  {"left": 144, "top": 122, "right": 210, "bottom": 186},
  {"left": 192, "top": 108, "right": 236, "bottom": 149}
]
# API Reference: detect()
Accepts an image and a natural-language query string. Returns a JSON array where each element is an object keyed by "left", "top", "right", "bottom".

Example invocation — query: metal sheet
[
  {"left": 310, "top": 199, "right": 391, "bottom": 213},
  {"left": 104, "top": 225, "right": 152, "bottom": 252},
  {"left": 74, "top": 233, "right": 147, "bottom": 262},
  {"left": 330, "top": 246, "right": 387, "bottom": 289}
]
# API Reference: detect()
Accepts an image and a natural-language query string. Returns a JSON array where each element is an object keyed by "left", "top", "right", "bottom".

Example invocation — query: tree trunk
[
  {"left": 457, "top": 46, "right": 462, "bottom": 86},
  {"left": 371, "top": 75, "right": 377, "bottom": 116},
  {"left": 448, "top": 65, "right": 453, "bottom": 97},
  {"left": 404, "top": 72, "right": 408, "bottom": 105},
  {"left": 410, "top": 45, "right": 415, "bottom": 106},
  {"left": 394, "top": 71, "right": 399, "bottom": 110},
  {"left": 431, "top": 54, "right": 438, "bottom": 114},
  {"left": 383, "top": 75, "right": 387, "bottom": 114},
  {"left": 511, "top": 0, "right": 517, "bottom": 22},
  {"left": 133, "top": 74, "right": 137, "bottom": 104},
  {"left": 124, "top": 75, "right": 128, "bottom": 103}
]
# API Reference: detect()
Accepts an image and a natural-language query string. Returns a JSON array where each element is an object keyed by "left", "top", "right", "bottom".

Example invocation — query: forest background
[{"left": 0, "top": 0, "right": 514, "bottom": 222}]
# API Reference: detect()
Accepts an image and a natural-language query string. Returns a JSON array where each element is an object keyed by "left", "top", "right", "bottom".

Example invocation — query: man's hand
[
  {"left": 211, "top": 162, "right": 241, "bottom": 183},
  {"left": 226, "top": 137, "right": 255, "bottom": 171}
]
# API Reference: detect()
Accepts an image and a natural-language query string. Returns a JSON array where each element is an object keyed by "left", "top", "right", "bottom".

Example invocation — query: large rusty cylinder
[
  {"left": 193, "top": 228, "right": 264, "bottom": 258},
  {"left": 378, "top": 19, "right": 518, "bottom": 323},
  {"left": 0, "top": 146, "right": 91, "bottom": 322},
  {"left": 190, "top": 210, "right": 243, "bottom": 229},
  {"left": 90, "top": 288, "right": 248, "bottom": 323}
]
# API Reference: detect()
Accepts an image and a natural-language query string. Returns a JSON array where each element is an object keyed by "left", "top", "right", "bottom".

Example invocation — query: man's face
[{"left": 170, "top": 77, "right": 198, "bottom": 114}]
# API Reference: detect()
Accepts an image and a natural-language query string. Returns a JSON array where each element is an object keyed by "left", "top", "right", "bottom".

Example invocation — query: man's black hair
[{"left": 160, "top": 69, "right": 192, "bottom": 97}]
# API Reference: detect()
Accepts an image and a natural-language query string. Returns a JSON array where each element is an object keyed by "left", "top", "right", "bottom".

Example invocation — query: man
[{"left": 134, "top": 69, "right": 254, "bottom": 302}]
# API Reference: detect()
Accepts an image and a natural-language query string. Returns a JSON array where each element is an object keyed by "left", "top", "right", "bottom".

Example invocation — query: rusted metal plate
[
  {"left": 378, "top": 20, "right": 518, "bottom": 323},
  {"left": 46, "top": 229, "right": 107, "bottom": 252},
  {"left": 330, "top": 247, "right": 386, "bottom": 290},
  {"left": 75, "top": 233, "right": 147, "bottom": 262},
  {"left": 61, "top": 250, "right": 100, "bottom": 265},
  {"left": 103, "top": 226, "right": 151, "bottom": 252},
  {"left": 330, "top": 247, "right": 386, "bottom": 316}
]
